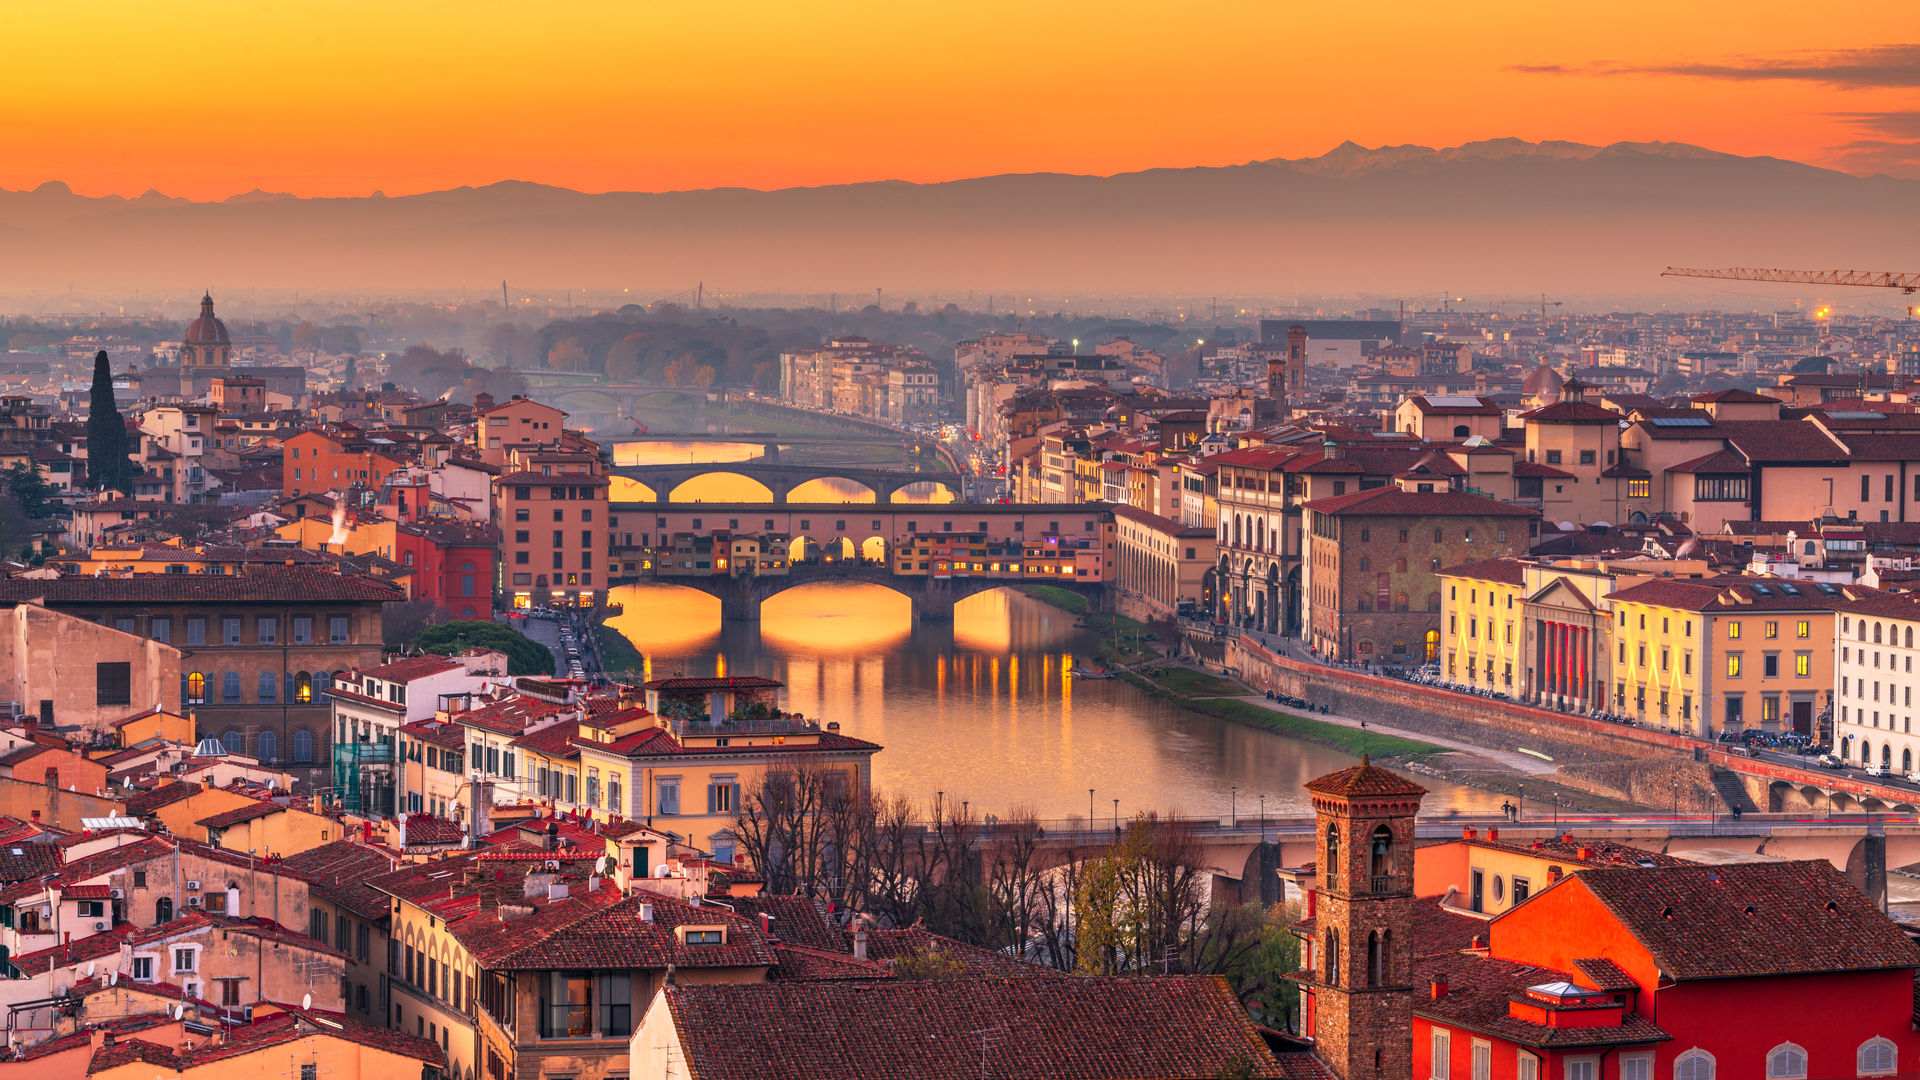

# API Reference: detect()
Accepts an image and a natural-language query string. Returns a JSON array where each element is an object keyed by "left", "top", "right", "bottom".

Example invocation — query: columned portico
[{"left": 1528, "top": 614, "right": 1598, "bottom": 712}]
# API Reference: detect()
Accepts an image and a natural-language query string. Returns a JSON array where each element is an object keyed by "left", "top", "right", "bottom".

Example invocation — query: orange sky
[{"left": 6, "top": 1, "right": 1916, "bottom": 199}]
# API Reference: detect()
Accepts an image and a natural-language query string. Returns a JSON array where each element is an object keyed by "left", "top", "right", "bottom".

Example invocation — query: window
[
  {"left": 1728, "top": 621, "right": 1741, "bottom": 639},
  {"left": 658, "top": 778, "right": 680, "bottom": 815},
  {"left": 222, "top": 671, "right": 241, "bottom": 704},
  {"left": 1859, "top": 1037, "right": 1897, "bottom": 1076},
  {"left": 186, "top": 671, "right": 206, "bottom": 704},
  {"left": 1564, "top": 1060, "right": 1596, "bottom": 1080},
  {"left": 258, "top": 617, "right": 277, "bottom": 644},
  {"left": 541, "top": 972, "right": 593, "bottom": 1038},
  {"left": 1727, "top": 654, "right": 1742, "bottom": 678},
  {"left": 1430, "top": 1029, "right": 1451, "bottom": 1079},
  {"left": 132, "top": 956, "right": 153, "bottom": 981},
  {"left": 259, "top": 671, "right": 278, "bottom": 702},
  {"left": 1618, "top": 1056, "right": 1650, "bottom": 1080},
  {"left": 1765, "top": 620, "right": 1778, "bottom": 639},
  {"left": 1763, "top": 654, "right": 1778, "bottom": 678},
  {"left": 96, "top": 662, "right": 131, "bottom": 706},
  {"left": 1795, "top": 653, "right": 1811, "bottom": 677},
  {"left": 1628, "top": 478, "right": 1650, "bottom": 498},
  {"left": 1470, "top": 1042, "right": 1491, "bottom": 1080},
  {"left": 186, "top": 617, "right": 207, "bottom": 645},
  {"left": 293, "top": 617, "right": 312, "bottom": 643},
  {"left": 151, "top": 617, "right": 170, "bottom": 643},
  {"left": 708, "top": 779, "right": 738, "bottom": 814},
  {"left": 1766, "top": 1043, "right": 1807, "bottom": 1079},
  {"left": 174, "top": 947, "right": 196, "bottom": 973},
  {"left": 1695, "top": 475, "right": 1750, "bottom": 502},
  {"left": 223, "top": 616, "right": 242, "bottom": 644},
  {"left": 1673, "top": 1049, "right": 1715, "bottom": 1080},
  {"left": 1517, "top": 1054, "right": 1539, "bottom": 1080},
  {"left": 329, "top": 616, "right": 349, "bottom": 643}
]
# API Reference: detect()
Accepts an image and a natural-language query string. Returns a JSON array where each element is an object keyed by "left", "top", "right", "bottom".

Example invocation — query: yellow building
[
  {"left": 83, "top": 1010, "right": 444, "bottom": 1080},
  {"left": 104, "top": 708, "right": 196, "bottom": 752},
  {"left": 1606, "top": 576, "right": 1852, "bottom": 737}
]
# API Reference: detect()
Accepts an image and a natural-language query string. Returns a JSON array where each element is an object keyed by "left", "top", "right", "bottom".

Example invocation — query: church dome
[
  {"left": 184, "top": 293, "right": 230, "bottom": 345},
  {"left": 1522, "top": 360, "right": 1564, "bottom": 398}
]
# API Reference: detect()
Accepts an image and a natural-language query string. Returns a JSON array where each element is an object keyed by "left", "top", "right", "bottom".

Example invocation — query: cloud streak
[{"left": 1514, "top": 44, "right": 1920, "bottom": 88}]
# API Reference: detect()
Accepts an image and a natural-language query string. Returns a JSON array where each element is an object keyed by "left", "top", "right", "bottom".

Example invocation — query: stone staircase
[{"left": 1711, "top": 767, "right": 1762, "bottom": 814}]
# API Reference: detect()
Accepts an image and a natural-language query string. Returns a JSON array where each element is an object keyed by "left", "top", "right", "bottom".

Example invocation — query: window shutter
[
  {"left": 730, "top": 783, "right": 742, "bottom": 811},
  {"left": 706, "top": 784, "right": 718, "bottom": 813}
]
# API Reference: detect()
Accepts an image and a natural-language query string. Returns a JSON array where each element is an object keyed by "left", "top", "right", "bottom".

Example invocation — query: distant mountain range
[{"left": 4, "top": 139, "right": 1916, "bottom": 302}]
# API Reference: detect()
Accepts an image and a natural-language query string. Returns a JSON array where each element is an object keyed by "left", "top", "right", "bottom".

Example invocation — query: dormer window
[{"left": 678, "top": 926, "right": 726, "bottom": 946}]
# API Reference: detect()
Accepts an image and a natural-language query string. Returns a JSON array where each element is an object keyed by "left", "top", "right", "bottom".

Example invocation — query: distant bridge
[
  {"left": 621, "top": 560, "right": 1103, "bottom": 622},
  {"left": 610, "top": 462, "right": 966, "bottom": 503}
]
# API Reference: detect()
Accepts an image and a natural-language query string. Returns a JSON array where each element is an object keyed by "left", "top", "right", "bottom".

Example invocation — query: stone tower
[
  {"left": 1266, "top": 323, "right": 1307, "bottom": 402},
  {"left": 1300, "top": 755, "right": 1425, "bottom": 1080}
]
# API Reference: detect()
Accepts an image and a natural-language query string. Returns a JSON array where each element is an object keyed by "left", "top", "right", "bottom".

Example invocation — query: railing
[
  {"left": 666, "top": 716, "right": 823, "bottom": 737},
  {"left": 1369, "top": 874, "right": 1405, "bottom": 894}
]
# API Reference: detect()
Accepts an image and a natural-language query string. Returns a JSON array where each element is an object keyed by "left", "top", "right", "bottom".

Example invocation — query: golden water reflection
[{"left": 607, "top": 582, "right": 1504, "bottom": 818}]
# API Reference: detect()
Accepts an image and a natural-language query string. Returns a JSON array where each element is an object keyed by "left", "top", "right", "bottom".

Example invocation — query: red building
[
  {"left": 391, "top": 518, "right": 498, "bottom": 621},
  {"left": 1411, "top": 859, "right": 1920, "bottom": 1080},
  {"left": 1288, "top": 758, "right": 1920, "bottom": 1080}
]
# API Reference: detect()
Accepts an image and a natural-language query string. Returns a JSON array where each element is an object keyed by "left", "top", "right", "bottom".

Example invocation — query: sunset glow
[{"left": 9, "top": 0, "right": 1918, "bottom": 200}]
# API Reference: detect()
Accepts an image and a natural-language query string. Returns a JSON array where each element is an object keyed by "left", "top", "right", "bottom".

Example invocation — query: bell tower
[{"left": 1295, "top": 755, "right": 1424, "bottom": 1080}]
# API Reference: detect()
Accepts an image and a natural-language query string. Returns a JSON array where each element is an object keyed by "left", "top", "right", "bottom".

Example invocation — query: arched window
[
  {"left": 1370, "top": 824, "right": 1394, "bottom": 886},
  {"left": 293, "top": 730, "right": 314, "bottom": 763},
  {"left": 1859, "top": 1038, "right": 1897, "bottom": 1076},
  {"left": 1674, "top": 1049, "right": 1715, "bottom": 1080},
  {"left": 155, "top": 897, "right": 173, "bottom": 923},
  {"left": 1325, "top": 823, "right": 1340, "bottom": 879},
  {"left": 257, "top": 729, "right": 277, "bottom": 764},
  {"left": 1366, "top": 930, "right": 1384, "bottom": 986},
  {"left": 315, "top": 671, "right": 333, "bottom": 700},
  {"left": 1862, "top": 740, "right": 1872, "bottom": 763},
  {"left": 1876, "top": 623, "right": 1884, "bottom": 644},
  {"left": 1359, "top": 557, "right": 1371, "bottom": 571},
  {"left": 1453, "top": 424, "right": 1470, "bottom": 438},
  {"left": 1904, "top": 749, "right": 1912, "bottom": 773},
  {"left": 222, "top": 730, "right": 245, "bottom": 755},
  {"left": 1324, "top": 927, "right": 1339, "bottom": 986},
  {"left": 221, "top": 671, "right": 241, "bottom": 704},
  {"left": 1433, "top": 528, "right": 1443, "bottom": 543},
  {"left": 258, "top": 671, "right": 277, "bottom": 703},
  {"left": 1908, "top": 627, "right": 1914, "bottom": 649},
  {"left": 1885, "top": 744, "right": 1893, "bottom": 766},
  {"left": 186, "top": 672, "right": 206, "bottom": 704},
  {"left": 1765, "top": 1043, "right": 1807, "bottom": 1079},
  {"left": 295, "top": 672, "right": 312, "bottom": 704}
]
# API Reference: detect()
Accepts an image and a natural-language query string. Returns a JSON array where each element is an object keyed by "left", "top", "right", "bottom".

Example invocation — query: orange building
[{"left": 282, "top": 427, "right": 411, "bottom": 498}]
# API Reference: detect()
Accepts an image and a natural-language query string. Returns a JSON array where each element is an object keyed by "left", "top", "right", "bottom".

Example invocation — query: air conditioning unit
[
  {"left": 93, "top": 921, "right": 106, "bottom": 932},
  {"left": 38, "top": 906, "right": 50, "bottom": 919},
  {"left": 185, "top": 880, "right": 202, "bottom": 891},
  {"left": 110, "top": 888, "right": 124, "bottom": 899},
  {"left": 187, "top": 896, "right": 202, "bottom": 908}
]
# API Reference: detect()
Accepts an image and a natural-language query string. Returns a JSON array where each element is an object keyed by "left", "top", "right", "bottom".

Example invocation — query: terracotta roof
[
  {"left": 1438, "top": 558, "right": 1528, "bottom": 587},
  {"left": 0, "top": 837, "right": 173, "bottom": 904},
  {"left": 12, "top": 922, "right": 140, "bottom": 975},
  {"left": 1411, "top": 952, "right": 1671, "bottom": 1050},
  {"left": 1304, "top": 757, "right": 1427, "bottom": 798},
  {"left": 450, "top": 887, "right": 775, "bottom": 971},
  {"left": 1570, "top": 860, "right": 1920, "bottom": 980},
  {"left": 1302, "top": 486, "right": 1536, "bottom": 518},
  {"left": 1519, "top": 401, "right": 1619, "bottom": 423},
  {"left": 124, "top": 780, "right": 200, "bottom": 815},
  {"left": 1606, "top": 576, "right": 1876, "bottom": 613},
  {"left": 769, "top": 942, "right": 897, "bottom": 982},
  {"left": 0, "top": 568, "right": 403, "bottom": 604},
  {"left": 723, "top": 894, "right": 841, "bottom": 951},
  {"left": 663, "top": 976, "right": 1286, "bottom": 1080},
  {"left": 278, "top": 839, "right": 402, "bottom": 920},
  {"left": 196, "top": 801, "right": 284, "bottom": 829},
  {"left": 1665, "top": 449, "right": 1748, "bottom": 474},
  {"left": 0, "top": 839, "right": 63, "bottom": 882},
  {"left": 641, "top": 675, "right": 784, "bottom": 692}
]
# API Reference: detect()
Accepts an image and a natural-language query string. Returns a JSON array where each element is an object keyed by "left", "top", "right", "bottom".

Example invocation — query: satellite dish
[
  {"left": 86, "top": 962, "right": 95, "bottom": 976},
  {"left": 301, "top": 993, "right": 312, "bottom": 1011},
  {"left": 173, "top": 1003, "right": 184, "bottom": 1019},
  {"left": 596, "top": 855, "right": 610, "bottom": 874},
  {"left": 109, "top": 971, "right": 118, "bottom": 986}
]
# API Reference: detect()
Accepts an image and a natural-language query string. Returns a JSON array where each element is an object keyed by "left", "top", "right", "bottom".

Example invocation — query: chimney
[
  {"left": 1488, "top": 826, "right": 1499, "bottom": 841},
  {"left": 1469, "top": 935, "right": 1485, "bottom": 951},
  {"left": 547, "top": 882, "right": 569, "bottom": 902},
  {"left": 852, "top": 929, "right": 868, "bottom": 963},
  {"left": 639, "top": 902, "right": 654, "bottom": 923},
  {"left": 1548, "top": 865, "right": 1564, "bottom": 883},
  {"left": 1430, "top": 978, "right": 1448, "bottom": 1000},
  {"left": 758, "top": 912, "right": 772, "bottom": 938},
  {"left": 545, "top": 821, "right": 559, "bottom": 851},
  {"left": 1576, "top": 846, "right": 1594, "bottom": 863},
  {"left": 101, "top": 1031, "right": 116, "bottom": 1049},
  {"left": 1462, "top": 826, "right": 1476, "bottom": 840}
]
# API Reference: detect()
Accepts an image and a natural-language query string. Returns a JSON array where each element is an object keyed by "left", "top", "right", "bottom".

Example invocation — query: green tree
[
  {"left": 1792, "top": 355, "right": 1832, "bottom": 374},
  {"left": 410, "top": 619, "right": 553, "bottom": 675},
  {"left": 1, "top": 463, "right": 54, "bottom": 520},
  {"left": 84, "top": 350, "right": 135, "bottom": 493}
]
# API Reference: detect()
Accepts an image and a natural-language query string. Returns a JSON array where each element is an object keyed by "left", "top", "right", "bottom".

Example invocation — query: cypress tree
[{"left": 84, "top": 350, "right": 132, "bottom": 494}]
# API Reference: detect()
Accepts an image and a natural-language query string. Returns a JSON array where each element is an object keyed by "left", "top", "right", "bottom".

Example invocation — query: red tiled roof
[
  {"left": 1567, "top": 860, "right": 1920, "bottom": 980},
  {"left": 196, "top": 801, "right": 284, "bottom": 829},
  {"left": 1437, "top": 558, "right": 1528, "bottom": 587},
  {"left": 769, "top": 943, "right": 896, "bottom": 982},
  {"left": 1304, "top": 757, "right": 1427, "bottom": 798},
  {"left": 0, "top": 568, "right": 404, "bottom": 604},
  {"left": 0, "top": 837, "right": 173, "bottom": 904},
  {"left": 1411, "top": 951, "right": 1671, "bottom": 1050},
  {"left": 662, "top": 976, "right": 1287, "bottom": 1080},
  {"left": 124, "top": 780, "right": 199, "bottom": 816},
  {"left": 452, "top": 886, "right": 774, "bottom": 971},
  {"left": 278, "top": 839, "right": 402, "bottom": 920},
  {"left": 852, "top": 926, "right": 1063, "bottom": 979},
  {"left": 1301, "top": 486, "right": 1537, "bottom": 518},
  {"left": 640, "top": 675, "right": 784, "bottom": 692}
]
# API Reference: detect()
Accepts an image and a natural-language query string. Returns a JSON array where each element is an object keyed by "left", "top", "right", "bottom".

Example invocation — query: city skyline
[{"left": 5, "top": 1, "right": 1916, "bottom": 200}]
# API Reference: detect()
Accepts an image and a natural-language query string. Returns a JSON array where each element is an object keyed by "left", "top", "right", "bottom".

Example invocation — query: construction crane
[{"left": 1662, "top": 266, "right": 1920, "bottom": 294}]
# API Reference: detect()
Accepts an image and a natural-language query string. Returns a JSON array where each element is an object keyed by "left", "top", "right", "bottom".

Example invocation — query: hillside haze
[{"left": 5, "top": 139, "right": 1915, "bottom": 301}]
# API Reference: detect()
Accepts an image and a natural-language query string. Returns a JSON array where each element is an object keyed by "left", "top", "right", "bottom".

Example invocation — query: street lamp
[
  {"left": 1114, "top": 798, "right": 1120, "bottom": 834},
  {"left": 1517, "top": 784, "right": 1525, "bottom": 822},
  {"left": 1090, "top": 788, "right": 1096, "bottom": 831},
  {"left": 1259, "top": 794, "right": 1267, "bottom": 843},
  {"left": 1230, "top": 786, "right": 1238, "bottom": 829}
]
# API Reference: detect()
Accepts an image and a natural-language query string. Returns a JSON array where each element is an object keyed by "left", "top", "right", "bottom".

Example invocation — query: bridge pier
[{"left": 714, "top": 577, "right": 764, "bottom": 622}]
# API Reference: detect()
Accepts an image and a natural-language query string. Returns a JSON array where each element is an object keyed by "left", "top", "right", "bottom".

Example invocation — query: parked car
[
  {"left": 1866, "top": 762, "right": 1890, "bottom": 778},
  {"left": 1817, "top": 754, "right": 1847, "bottom": 770}
]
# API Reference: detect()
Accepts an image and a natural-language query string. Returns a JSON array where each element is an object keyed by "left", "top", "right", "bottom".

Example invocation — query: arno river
[{"left": 606, "top": 441, "right": 1501, "bottom": 819}]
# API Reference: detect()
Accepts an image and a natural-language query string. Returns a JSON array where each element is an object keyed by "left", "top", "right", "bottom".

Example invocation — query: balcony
[{"left": 1369, "top": 873, "right": 1407, "bottom": 894}]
